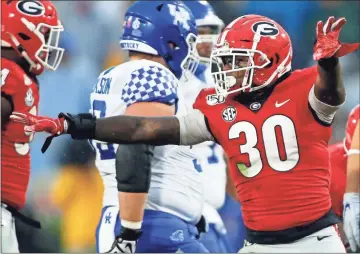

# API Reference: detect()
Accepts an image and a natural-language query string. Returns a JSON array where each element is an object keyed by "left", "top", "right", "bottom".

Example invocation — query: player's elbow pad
[{"left": 116, "top": 144, "right": 153, "bottom": 193}]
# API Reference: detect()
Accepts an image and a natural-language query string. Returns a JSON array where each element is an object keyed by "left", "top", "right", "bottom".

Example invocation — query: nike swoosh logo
[
  {"left": 275, "top": 99, "right": 290, "bottom": 108},
  {"left": 317, "top": 235, "right": 331, "bottom": 241}
]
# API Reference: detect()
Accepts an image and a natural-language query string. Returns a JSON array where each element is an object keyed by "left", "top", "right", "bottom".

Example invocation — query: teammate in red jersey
[
  {"left": 12, "top": 15, "right": 359, "bottom": 252},
  {"left": 329, "top": 105, "right": 360, "bottom": 219},
  {"left": 1, "top": 1, "right": 64, "bottom": 252},
  {"left": 327, "top": 105, "right": 360, "bottom": 252},
  {"left": 340, "top": 105, "right": 360, "bottom": 252}
]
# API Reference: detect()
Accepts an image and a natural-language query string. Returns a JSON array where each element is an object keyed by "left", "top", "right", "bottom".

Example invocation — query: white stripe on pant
[{"left": 97, "top": 206, "right": 120, "bottom": 253}]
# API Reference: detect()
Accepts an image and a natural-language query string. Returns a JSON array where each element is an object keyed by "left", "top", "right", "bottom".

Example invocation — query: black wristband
[
  {"left": 318, "top": 57, "right": 339, "bottom": 70},
  {"left": 59, "top": 113, "right": 96, "bottom": 140}
]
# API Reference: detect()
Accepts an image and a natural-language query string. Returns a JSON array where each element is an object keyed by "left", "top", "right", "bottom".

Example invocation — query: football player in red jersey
[
  {"left": 329, "top": 105, "right": 360, "bottom": 251},
  {"left": 343, "top": 105, "right": 360, "bottom": 252},
  {"left": 11, "top": 15, "right": 359, "bottom": 252},
  {"left": 1, "top": 1, "right": 64, "bottom": 252}
]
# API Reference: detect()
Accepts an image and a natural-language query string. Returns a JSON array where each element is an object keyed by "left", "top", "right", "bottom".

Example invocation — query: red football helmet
[
  {"left": 210, "top": 15, "right": 293, "bottom": 96},
  {"left": 1, "top": 0, "right": 64, "bottom": 75},
  {"left": 344, "top": 104, "right": 360, "bottom": 152}
]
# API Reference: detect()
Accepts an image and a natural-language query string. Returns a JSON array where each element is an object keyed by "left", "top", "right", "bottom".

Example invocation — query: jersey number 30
[{"left": 229, "top": 115, "right": 299, "bottom": 178}]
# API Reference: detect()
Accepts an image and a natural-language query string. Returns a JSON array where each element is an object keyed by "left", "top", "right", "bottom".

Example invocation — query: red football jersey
[
  {"left": 1, "top": 58, "right": 39, "bottom": 209},
  {"left": 329, "top": 104, "right": 360, "bottom": 218},
  {"left": 194, "top": 66, "right": 333, "bottom": 231},
  {"left": 345, "top": 104, "right": 360, "bottom": 151},
  {"left": 329, "top": 142, "right": 347, "bottom": 218}
]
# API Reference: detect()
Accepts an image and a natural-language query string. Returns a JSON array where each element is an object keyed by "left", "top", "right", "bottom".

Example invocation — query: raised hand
[{"left": 313, "top": 16, "right": 359, "bottom": 61}]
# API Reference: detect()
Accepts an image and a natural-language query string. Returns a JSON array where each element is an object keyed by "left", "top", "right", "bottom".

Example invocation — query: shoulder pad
[
  {"left": 278, "top": 65, "right": 318, "bottom": 92},
  {"left": 290, "top": 65, "right": 318, "bottom": 81},
  {"left": 121, "top": 60, "right": 179, "bottom": 106},
  {"left": 193, "top": 88, "right": 222, "bottom": 110},
  {"left": 1, "top": 58, "right": 33, "bottom": 96}
]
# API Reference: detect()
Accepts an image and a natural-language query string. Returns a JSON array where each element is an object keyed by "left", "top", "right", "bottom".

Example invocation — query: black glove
[
  {"left": 107, "top": 227, "right": 142, "bottom": 253},
  {"left": 41, "top": 113, "right": 96, "bottom": 153},
  {"left": 195, "top": 215, "right": 209, "bottom": 239},
  {"left": 58, "top": 112, "right": 96, "bottom": 139}
]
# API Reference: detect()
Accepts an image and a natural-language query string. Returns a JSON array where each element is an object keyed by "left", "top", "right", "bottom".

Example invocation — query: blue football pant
[
  {"left": 200, "top": 223, "right": 233, "bottom": 252},
  {"left": 96, "top": 207, "right": 208, "bottom": 253}
]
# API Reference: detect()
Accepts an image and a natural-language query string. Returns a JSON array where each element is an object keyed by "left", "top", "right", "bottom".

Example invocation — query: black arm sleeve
[
  {"left": 60, "top": 113, "right": 180, "bottom": 145},
  {"left": 115, "top": 144, "right": 154, "bottom": 193}
]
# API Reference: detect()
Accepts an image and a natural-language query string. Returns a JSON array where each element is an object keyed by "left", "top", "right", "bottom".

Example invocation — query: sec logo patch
[{"left": 222, "top": 106, "right": 237, "bottom": 122}]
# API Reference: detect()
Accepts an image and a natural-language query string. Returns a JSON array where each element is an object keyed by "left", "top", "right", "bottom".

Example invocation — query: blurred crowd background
[{"left": 16, "top": 1, "right": 359, "bottom": 252}]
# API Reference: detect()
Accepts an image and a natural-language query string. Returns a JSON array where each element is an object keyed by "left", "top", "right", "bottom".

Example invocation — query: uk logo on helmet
[
  {"left": 252, "top": 21, "right": 279, "bottom": 37},
  {"left": 168, "top": 4, "right": 191, "bottom": 30},
  {"left": 17, "top": 0, "right": 45, "bottom": 17}
]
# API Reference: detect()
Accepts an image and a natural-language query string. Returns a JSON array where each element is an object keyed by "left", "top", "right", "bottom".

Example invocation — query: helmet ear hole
[
  {"left": 156, "top": 3, "right": 164, "bottom": 12},
  {"left": 264, "top": 57, "right": 273, "bottom": 69},
  {"left": 264, "top": 54, "right": 279, "bottom": 69},
  {"left": 275, "top": 53, "right": 280, "bottom": 64},
  {"left": 18, "top": 33, "right": 31, "bottom": 41},
  {"left": 168, "top": 41, "right": 179, "bottom": 50}
]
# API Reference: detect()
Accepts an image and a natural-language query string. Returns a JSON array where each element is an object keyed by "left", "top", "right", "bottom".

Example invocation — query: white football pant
[{"left": 238, "top": 225, "right": 346, "bottom": 253}]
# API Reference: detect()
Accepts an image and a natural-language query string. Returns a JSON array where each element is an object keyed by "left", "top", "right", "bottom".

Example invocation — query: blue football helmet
[
  {"left": 120, "top": 1, "right": 200, "bottom": 79},
  {"left": 183, "top": 1, "right": 224, "bottom": 63}
]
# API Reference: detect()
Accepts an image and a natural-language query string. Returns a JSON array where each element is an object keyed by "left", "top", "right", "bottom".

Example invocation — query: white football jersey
[
  {"left": 90, "top": 59, "right": 204, "bottom": 223},
  {"left": 181, "top": 64, "right": 227, "bottom": 226}
]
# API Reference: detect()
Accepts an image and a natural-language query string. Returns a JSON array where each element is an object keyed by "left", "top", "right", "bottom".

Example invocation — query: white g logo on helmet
[
  {"left": 17, "top": 0, "right": 45, "bottom": 16},
  {"left": 252, "top": 21, "right": 279, "bottom": 37}
]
